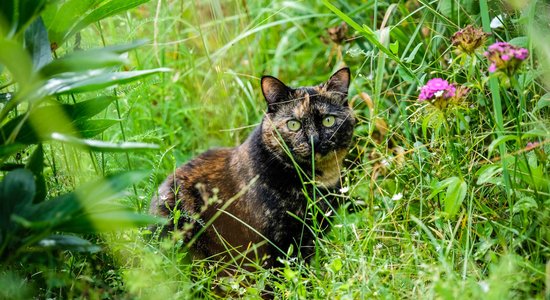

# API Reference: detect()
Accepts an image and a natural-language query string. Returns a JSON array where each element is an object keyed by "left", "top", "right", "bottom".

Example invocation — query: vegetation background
[{"left": 0, "top": 0, "right": 549, "bottom": 299}]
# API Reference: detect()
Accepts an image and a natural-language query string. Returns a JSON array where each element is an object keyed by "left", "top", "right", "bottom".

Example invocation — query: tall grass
[{"left": 2, "top": 0, "right": 549, "bottom": 298}]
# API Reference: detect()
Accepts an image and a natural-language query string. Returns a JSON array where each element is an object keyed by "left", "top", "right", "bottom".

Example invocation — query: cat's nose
[{"left": 309, "top": 133, "right": 320, "bottom": 149}]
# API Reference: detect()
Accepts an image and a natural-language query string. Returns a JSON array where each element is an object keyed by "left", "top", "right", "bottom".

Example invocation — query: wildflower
[
  {"left": 484, "top": 42, "right": 528, "bottom": 75},
  {"left": 326, "top": 22, "right": 348, "bottom": 45},
  {"left": 450, "top": 85, "right": 470, "bottom": 105},
  {"left": 451, "top": 25, "right": 489, "bottom": 54},
  {"left": 525, "top": 142, "right": 540, "bottom": 151},
  {"left": 391, "top": 193, "right": 403, "bottom": 201},
  {"left": 339, "top": 186, "right": 350, "bottom": 194},
  {"left": 418, "top": 78, "right": 456, "bottom": 102},
  {"left": 490, "top": 14, "right": 505, "bottom": 29},
  {"left": 479, "top": 281, "right": 490, "bottom": 293}
]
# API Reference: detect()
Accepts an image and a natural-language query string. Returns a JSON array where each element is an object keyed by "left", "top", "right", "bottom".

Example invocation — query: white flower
[
  {"left": 478, "top": 281, "right": 489, "bottom": 293},
  {"left": 490, "top": 14, "right": 505, "bottom": 29},
  {"left": 391, "top": 193, "right": 403, "bottom": 201},
  {"left": 339, "top": 186, "right": 350, "bottom": 194}
]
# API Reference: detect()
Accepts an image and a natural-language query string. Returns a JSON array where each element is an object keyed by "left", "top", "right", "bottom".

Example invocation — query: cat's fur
[{"left": 150, "top": 68, "right": 355, "bottom": 269}]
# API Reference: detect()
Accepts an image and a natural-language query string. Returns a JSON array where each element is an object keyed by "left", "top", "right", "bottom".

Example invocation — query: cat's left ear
[
  {"left": 324, "top": 67, "right": 350, "bottom": 101},
  {"left": 261, "top": 75, "right": 291, "bottom": 112}
]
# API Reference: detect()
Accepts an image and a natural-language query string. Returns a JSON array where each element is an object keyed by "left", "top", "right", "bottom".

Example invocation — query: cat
[{"left": 149, "top": 67, "right": 355, "bottom": 269}]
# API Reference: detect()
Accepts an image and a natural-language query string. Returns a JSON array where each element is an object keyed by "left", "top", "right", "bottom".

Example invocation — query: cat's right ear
[{"left": 261, "top": 76, "right": 291, "bottom": 111}]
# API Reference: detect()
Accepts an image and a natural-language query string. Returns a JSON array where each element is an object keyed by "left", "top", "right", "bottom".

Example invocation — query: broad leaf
[
  {"left": 534, "top": 93, "right": 550, "bottom": 112},
  {"left": 0, "top": 169, "right": 35, "bottom": 231},
  {"left": 76, "top": 119, "right": 119, "bottom": 138},
  {"left": 25, "top": 144, "right": 46, "bottom": 203},
  {"left": 44, "top": 68, "right": 171, "bottom": 95},
  {"left": 58, "top": 210, "right": 162, "bottom": 233},
  {"left": 24, "top": 17, "right": 52, "bottom": 70},
  {"left": 444, "top": 177, "right": 467, "bottom": 219},
  {"left": 42, "top": 0, "right": 102, "bottom": 45},
  {"left": 39, "top": 51, "right": 125, "bottom": 77},
  {"left": 43, "top": 0, "right": 150, "bottom": 45},
  {"left": 0, "top": 109, "right": 119, "bottom": 144},
  {"left": 0, "top": 0, "right": 49, "bottom": 37},
  {"left": 0, "top": 143, "right": 25, "bottom": 159},
  {"left": 0, "top": 39, "right": 35, "bottom": 88},
  {"left": 476, "top": 164, "right": 503, "bottom": 185},
  {"left": 39, "top": 40, "right": 148, "bottom": 77},
  {"left": 488, "top": 135, "right": 520, "bottom": 155},
  {"left": 50, "top": 132, "right": 159, "bottom": 152},
  {"left": 21, "top": 170, "right": 153, "bottom": 232},
  {"left": 36, "top": 234, "right": 101, "bottom": 253}
]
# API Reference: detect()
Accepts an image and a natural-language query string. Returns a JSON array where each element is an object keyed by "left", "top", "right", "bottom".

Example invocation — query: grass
[{"left": 2, "top": 0, "right": 549, "bottom": 299}]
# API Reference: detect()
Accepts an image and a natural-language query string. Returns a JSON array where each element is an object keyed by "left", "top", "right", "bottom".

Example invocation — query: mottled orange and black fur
[{"left": 150, "top": 68, "right": 354, "bottom": 269}]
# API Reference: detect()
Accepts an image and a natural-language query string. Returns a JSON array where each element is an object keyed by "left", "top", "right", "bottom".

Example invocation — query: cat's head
[{"left": 260, "top": 67, "right": 355, "bottom": 168}]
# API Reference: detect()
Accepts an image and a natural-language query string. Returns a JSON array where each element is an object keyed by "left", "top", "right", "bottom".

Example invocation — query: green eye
[
  {"left": 287, "top": 120, "right": 301, "bottom": 131},
  {"left": 322, "top": 115, "right": 336, "bottom": 127}
]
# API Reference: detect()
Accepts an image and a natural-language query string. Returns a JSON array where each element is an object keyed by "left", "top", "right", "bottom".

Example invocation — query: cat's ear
[
  {"left": 261, "top": 75, "right": 291, "bottom": 111},
  {"left": 324, "top": 67, "right": 350, "bottom": 98}
]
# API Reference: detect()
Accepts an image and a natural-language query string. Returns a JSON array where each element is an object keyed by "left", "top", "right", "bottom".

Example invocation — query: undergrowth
[{"left": 1, "top": 0, "right": 549, "bottom": 299}]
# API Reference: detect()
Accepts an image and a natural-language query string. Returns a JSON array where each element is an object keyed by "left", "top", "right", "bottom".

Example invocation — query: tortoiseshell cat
[{"left": 150, "top": 67, "right": 354, "bottom": 268}]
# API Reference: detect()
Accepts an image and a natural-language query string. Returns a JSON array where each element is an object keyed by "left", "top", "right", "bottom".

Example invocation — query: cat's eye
[
  {"left": 287, "top": 120, "right": 301, "bottom": 131},
  {"left": 322, "top": 115, "right": 336, "bottom": 127}
]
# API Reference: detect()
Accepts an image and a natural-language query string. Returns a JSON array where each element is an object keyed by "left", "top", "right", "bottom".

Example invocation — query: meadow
[{"left": 0, "top": 0, "right": 549, "bottom": 299}]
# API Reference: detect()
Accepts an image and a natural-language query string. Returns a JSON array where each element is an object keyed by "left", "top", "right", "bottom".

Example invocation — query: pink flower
[
  {"left": 418, "top": 78, "right": 456, "bottom": 101},
  {"left": 525, "top": 142, "right": 539, "bottom": 151},
  {"left": 484, "top": 42, "right": 529, "bottom": 75}
]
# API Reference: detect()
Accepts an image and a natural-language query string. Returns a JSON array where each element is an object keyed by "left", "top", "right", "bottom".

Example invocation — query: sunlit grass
[
  {"left": 1, "top": 0, "right": 549, "bottom": 298},
  {"left": 101, "top": 0, "right": 550, "bottom": 298}
]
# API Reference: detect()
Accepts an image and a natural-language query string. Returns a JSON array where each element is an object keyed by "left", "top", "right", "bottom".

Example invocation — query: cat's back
[{"left": 149, "top": 147, "right": 237, "bottom": 218}]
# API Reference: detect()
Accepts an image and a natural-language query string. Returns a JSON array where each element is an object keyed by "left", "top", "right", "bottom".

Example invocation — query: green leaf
[
  {"left": 488, "top": 135, "right": 520, "bottom": 155},
  {"left": 329, "top": 258, "right": 343, "bottom": 272},
  {"left": 76, "top": 119, "right": 119, "bottom": 138},
  {"left": 427, "top": 177, "right": 468, "bottom": 219},
  {"left": 512, "top": 197, "right": 538, "bottom": 214},
  {"left": 0, "top": 97, "right": 119, "bottom": 145},
  {"left": 42, "top": 0, "right": 98, "bottom": 45},
  {"left": 36, "top": 234, "right": 101, "bottom": 253},
  {"left": 38, "top": 40, "right": 148, "bottom": 77},
  {"left": 59, "top": 210, "right": 162, "bottom": 233},
  {"left": 50, "top": 132, "right": 159, "bottom": 152},
  {"left": 0, "top": 0, "right": 49, "bottom": 37},
  {"left": 321, "top": 0, "right": 416, "bottom": 82},
  {"left": 68, "top": 0, "right": 150, "bottom": 42},
  {"left": 437, "top": 0, "right": 453, "bottom": 17},
  {"left": 389, "top": 40, "right": 399, "bottom": 55},
  {"left": 39, "top": 50, "right": 125, "bottom": 77},
  {"left": 443, "top": 177, "right": 467, "bottom": 219},
  {"left": 25, "top": 144, "right": 46, "bottom": 203},
  {"left": 405, "top": 43, "right": 423, "bottom": 63},
  {"left": 521, "top": 129, "right": 550, "bottom": 139},
  {"left": 476, "top": 164, "right": 503, "bottom": 185},
  {"left": 43, "top": 0, "right": 150, "bottom": 45},
  {"left": 45, "top": 68, "right": 171, "bottom": 95},
  {"left": 71, "top": 96, "right": 118, "bottom": 119},
  {"left": 21, "top": 170, "right": 154, "bottom": 233},
  {"left": 509, "top": 36, "right": 528, "bottom": 48},
  {"left": 0, "top": 143, "right": 25, "bottom": 159},
  {"left": 24, "top": 17, "right": 52, "bottom": 70},
  {"left": 534, "top": 93, "right": 550, "bottom": 112},
  {"left": 0, "top": 169, "right": 35, "bottom": 230},
  {"left": 0, "top": 39, "right": 35, "bottom": 88}
]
